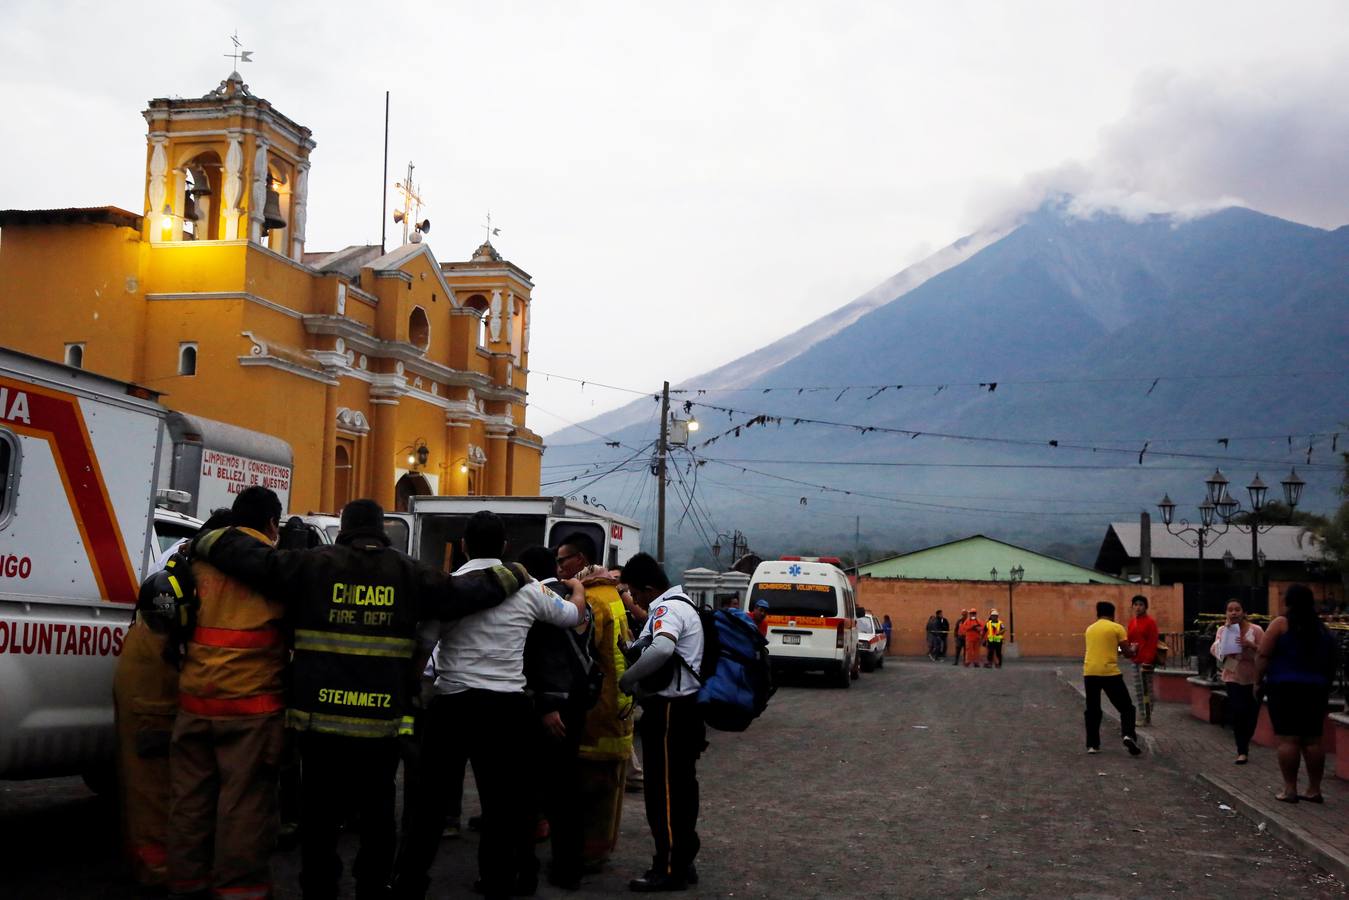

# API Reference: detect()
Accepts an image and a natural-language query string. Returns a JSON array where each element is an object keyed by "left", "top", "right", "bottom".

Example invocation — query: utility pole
[
  {"left": 657, "top": 380, "right": 669, "bottom": 565},
  {"left": 854, "top": 515, "right": 860, "bottom": 572}
]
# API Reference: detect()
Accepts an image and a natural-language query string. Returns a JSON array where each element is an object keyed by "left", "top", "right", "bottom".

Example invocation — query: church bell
[{"left": 262, "top": 176, "right": 286, "bottom": 233}]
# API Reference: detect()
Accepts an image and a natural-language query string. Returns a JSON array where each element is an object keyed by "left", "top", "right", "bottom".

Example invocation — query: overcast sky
[{"left": 3, "top": 1, "right": 1346, "bottom": 433}]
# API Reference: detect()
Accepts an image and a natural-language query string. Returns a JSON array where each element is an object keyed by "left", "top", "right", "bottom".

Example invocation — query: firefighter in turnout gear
[
  {"left": 167, "top": 489, "right": 287, "bottom": 900},
  {"left": 193, "top": 498, "right": 527, "bottom": 900},
  {"left": 115, "top": 535, "right": 209, "bottom": 889}
]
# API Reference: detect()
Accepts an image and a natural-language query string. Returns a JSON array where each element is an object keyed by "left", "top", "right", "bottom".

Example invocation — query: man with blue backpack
[
  {"left": 619, "top": 554, "right": 706, "bottom": 893},
  {"left": 618, "top": 553, "right": 775, "bottom": 892}
]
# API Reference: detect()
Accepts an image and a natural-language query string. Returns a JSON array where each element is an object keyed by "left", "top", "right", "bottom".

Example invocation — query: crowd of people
[
  {"left": 114, "top": 487, "right": 709, "bottom": 899},
  {"left": 1080, "top": 586, "right": 1339, "bottom": 806},
  {"left": 922, "top": 608, "right": 1006, "bottom": 667}
]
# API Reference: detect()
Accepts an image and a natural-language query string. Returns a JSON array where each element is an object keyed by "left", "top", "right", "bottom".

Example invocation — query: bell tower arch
[{"left": 141, "top": 70, "right": 315, "bottom": 258}]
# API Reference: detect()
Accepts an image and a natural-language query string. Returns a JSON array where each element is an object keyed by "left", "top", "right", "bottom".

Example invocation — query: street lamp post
[
  {"left": 712, "top": 530, "right": 749, "bottom": 564},
  {"left": 989, "top": 564, "right": 1025, "bottom": 643},
  {"left": 1180, "top": 468, "right": 1305, "bottom": 588},
  {"left": 1157, "top": 490, "right": 1228, "bottom": 588}
]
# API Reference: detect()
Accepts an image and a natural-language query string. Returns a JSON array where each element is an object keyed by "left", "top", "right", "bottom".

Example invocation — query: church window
[
  {"left": 464, "top": 294, "right": 490, "bottom": 350},
  {"left": 64, "top": 343, "right": 84, "bottom": 369},
  {"left": 178, "top": 342, "right": 198, "bottom": 376},
  {"left": 408, "top": 307, "right": 430, "bottom": 351}
]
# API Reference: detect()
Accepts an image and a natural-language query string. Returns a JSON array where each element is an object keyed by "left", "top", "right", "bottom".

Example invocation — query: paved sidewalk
[{"left": 1058, "top": 666, "right": 1349, "bottom": 884}]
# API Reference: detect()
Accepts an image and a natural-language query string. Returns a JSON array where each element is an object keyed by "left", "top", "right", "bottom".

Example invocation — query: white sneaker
[
  {"left": 1086, "top": 747, "right": 1100, "bottom": 754},
  {"left": 1123, "top": 736, "right": 1142, "bottom": 757}
]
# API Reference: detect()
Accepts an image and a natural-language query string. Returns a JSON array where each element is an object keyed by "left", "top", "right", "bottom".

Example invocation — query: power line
[
  {"left": 528, "top": 402, "right": 648, "bottom": 451},
  {"left": 695, "top": 456, "right": 1164, "bottom": 519},
  {"left": 532, "top": 367, "right": 1349, "bottom": 398},
  {"left": 692, "top": 455, "right": 1344, "bottom": 474},
  {"left": 688, "top": 401, "right": 1341, "bottom": 469}
]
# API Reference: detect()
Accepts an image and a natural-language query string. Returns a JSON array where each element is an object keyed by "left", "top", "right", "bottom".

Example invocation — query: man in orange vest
[
  {"left": 959, "top": 608, "right": 984, "bottom": 668},
  {"left": 167, "top": 487, "right": 287, "bottom": 900}
]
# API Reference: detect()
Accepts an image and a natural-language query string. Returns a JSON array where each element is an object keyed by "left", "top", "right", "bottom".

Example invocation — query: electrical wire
[{"left": 688, "top": 401, "right": 1341, "bottom": 469}]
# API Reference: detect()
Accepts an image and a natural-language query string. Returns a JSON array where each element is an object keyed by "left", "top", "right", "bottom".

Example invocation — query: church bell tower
[{"left": 142, "top": 67, "right": 316, "bottom": 258}]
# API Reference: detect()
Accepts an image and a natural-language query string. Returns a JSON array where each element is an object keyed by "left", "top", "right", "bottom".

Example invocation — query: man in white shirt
[
  {"left": 394, "top": 512, "right": 585, "bottom": 900},
  {"left": 618, "top": 553, "right": 706, "bottom": 893}
]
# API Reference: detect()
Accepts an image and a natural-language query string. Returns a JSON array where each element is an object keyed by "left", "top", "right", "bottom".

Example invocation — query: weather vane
[
  {"left": 225, "top": 30, "right": 253, "bottom": 70},
  {"left": 483, "top": 211, "right": 501, "bottom": 245}
]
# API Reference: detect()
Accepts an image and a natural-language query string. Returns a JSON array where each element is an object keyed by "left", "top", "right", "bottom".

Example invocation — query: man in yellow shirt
[{"left": 1083, "top": 601, "right": 1143, "bottom": 757}]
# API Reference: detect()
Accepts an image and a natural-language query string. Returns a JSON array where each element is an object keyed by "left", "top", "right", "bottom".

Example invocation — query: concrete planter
[
  {"left": 1332, "top": 714, "right": 1349, "bottom": 781},
  {"left": 1153, "top": 668, "right": 1195, "bottom": 704},
  {"left": 1187, "top": 676, "right": 1226, "bottom": 725}
]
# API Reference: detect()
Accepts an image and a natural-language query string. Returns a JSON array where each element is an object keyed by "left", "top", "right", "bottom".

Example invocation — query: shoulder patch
[{"left": 653, "top": 605, "right": 668, "bottom": 618}]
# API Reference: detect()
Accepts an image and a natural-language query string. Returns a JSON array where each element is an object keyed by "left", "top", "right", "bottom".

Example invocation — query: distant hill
[{"left": 542, "top": 201, "right": 1349, "bottom": 570}]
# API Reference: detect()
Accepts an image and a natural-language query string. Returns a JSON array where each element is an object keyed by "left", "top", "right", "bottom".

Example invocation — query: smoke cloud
[{"left": 970, "top": 61, "right": 1349, "bottom": 230}]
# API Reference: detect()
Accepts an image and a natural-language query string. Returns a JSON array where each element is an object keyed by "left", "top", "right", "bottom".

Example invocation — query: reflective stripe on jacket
[
  {"left": 579, "top": 580, "right": 634, "bottom": 761},
  {"left": 196, "top": 527, "right": 521, "bottom": 739},
  {"left": 986, "top": 620, "right": 1005, "bottom": 642},
  {"left": 178, "top": 528, "right": 286, "bottom": 717}
]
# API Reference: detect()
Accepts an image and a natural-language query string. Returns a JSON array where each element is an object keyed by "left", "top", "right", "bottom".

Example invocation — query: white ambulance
[
  {"left": 406, "top": 495, "right": 641, "bottom": 571},
  {"left": 748, "top": 556, "right": 860, "bottom": 687},
  {"left": 0, "top": 349, "right": 287, "bottom": 785}
]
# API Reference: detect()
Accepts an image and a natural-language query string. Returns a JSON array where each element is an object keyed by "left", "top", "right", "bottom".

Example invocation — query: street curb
[
  {"left": 1197, "top": 772, "right": 1349, "bottom": 886},
  {"left": 1053, "top": 667, "right": 1159, "bottom": 754}
]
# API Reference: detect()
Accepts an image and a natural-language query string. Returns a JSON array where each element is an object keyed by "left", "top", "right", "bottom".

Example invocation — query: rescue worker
[
  {"left": 395, "top": 511, "right": 587, "bottom": 900},
  {"left": 114, "top": 510, "right": 229, "bottom": 889},
  {"left": 193, "top": 498, "right": 527, "bottom": 900},
  {"left": 167, "top": 487, "right": 287, "bottom": 900},
  {"left": 619, "top": 553, "right": 706, "bottom": 893},
  {"left": 750, "top": 598, "right": 770, "bottom": 636},
  {"left": 555, "top": 533, "right": 637, "bottom": 870},
  {"left": 985, "top": 609, "right": 1005, "bottom": 668},
  {"left": 959, "top": 608, "right": 984, "bottom": 668},
  {"left": 520, "top": 546, "right": 597, "bottom": 890},
  {"left": 951, "top": 610, "right": 968, "bottom": 666}
]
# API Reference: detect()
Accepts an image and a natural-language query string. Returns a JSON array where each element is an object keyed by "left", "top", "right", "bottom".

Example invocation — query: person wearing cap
[
  {"left": 192, "top": 498, "right": 527, "bottom": 900},
  {"left": 958, "top": 608, "right": 984, "bottom": 668},
  {"left": 751, "top": 598, "right": 771, "bottom": 636},
  {"left": 984, "top": 609, "right": 1005, "bottom": 668}
]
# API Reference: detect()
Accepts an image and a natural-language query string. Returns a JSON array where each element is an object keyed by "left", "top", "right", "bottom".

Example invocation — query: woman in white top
[{"left": 1210, "top": 599, "right": 1264, "bottom": 765}]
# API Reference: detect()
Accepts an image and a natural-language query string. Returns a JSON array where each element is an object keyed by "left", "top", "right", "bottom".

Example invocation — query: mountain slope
[
  {"left": 545, "top": 224, "right": 1011, "bottom": 445},
  {"left": 542, "top": 203, "right": 1349, "bottom": 568}
]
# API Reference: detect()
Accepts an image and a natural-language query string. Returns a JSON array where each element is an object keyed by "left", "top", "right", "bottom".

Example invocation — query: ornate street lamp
[
  {"left": 1161, "top": 469, "right": 1303, "bottom": 591},
  {"left": 990, "top": 564, "right": 1025, "bottom": 643},
  {"left": 1156, "top": 491, "right": 1228, "bottom": 588}
]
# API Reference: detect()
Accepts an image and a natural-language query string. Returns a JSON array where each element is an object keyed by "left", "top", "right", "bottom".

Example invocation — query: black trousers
[
  {"left": 1083, "top": 674, "right": 1136, "bottom": 749},
  {"left": 533, "top": 705, "right": 586, "bottom": 881},
  {"left": 1226, "top": 682, "right": 1260, "bottom": 756},
  {"left": 638, "top": 695, "right": 706, "bottom": 878},
  {"left": 395, "top": 690, "right": 536, "bottom": 899},
  {"left": 987, "top": 642, "right": 1003, "bottom": 666},
  {"left": 299, "top": 732, "right": 401, "bottom": 900},
  {"left": 952, "top": 638, "right": 963, "bottom": 665}
]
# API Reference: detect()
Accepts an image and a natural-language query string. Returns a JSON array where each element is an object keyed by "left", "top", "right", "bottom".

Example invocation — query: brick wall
[{"left": 856, "top": 578, "right": 1183, "bottom": 658}]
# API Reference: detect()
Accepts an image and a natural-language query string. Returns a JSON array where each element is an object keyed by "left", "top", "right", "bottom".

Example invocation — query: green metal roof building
[{"left": 857, "top": 534, "right": 1128, "bottom": 584}]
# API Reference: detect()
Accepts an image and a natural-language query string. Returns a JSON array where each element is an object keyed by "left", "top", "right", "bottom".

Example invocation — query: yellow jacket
[
  {"left": 578, "top": 577, "right": 635, "bottom": 761},
  {"left": 178, "top": 527, "right": 288, "bottom": 717},
  {"left": 986, "top": 619, "right": 1005, "bottom": 642}
]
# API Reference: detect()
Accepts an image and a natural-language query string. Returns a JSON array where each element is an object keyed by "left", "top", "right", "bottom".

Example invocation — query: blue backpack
[{"left": 675, "top": 597, "right": 775, "bottom": 732}]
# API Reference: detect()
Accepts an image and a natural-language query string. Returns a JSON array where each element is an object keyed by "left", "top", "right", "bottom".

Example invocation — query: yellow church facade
[{"left": 0, "top": 71, "right": 543, "bottom": 513}]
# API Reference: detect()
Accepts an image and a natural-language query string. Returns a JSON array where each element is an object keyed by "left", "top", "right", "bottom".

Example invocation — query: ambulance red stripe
[{"left": 1, "top": 376, "right": 139, "bottom": 605}]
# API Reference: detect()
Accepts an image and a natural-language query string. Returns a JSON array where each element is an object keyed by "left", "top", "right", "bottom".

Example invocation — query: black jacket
[
  {"left": 524, "top": 581, "right": 597, "bottom": 716},
  {"left": 196, "top": 527, "right": 523, "bottom": 738}
]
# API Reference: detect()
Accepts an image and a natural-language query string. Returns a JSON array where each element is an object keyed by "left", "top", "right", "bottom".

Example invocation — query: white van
[{"left": 747, "top": 556, "right": 859, "bottom": 687}]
